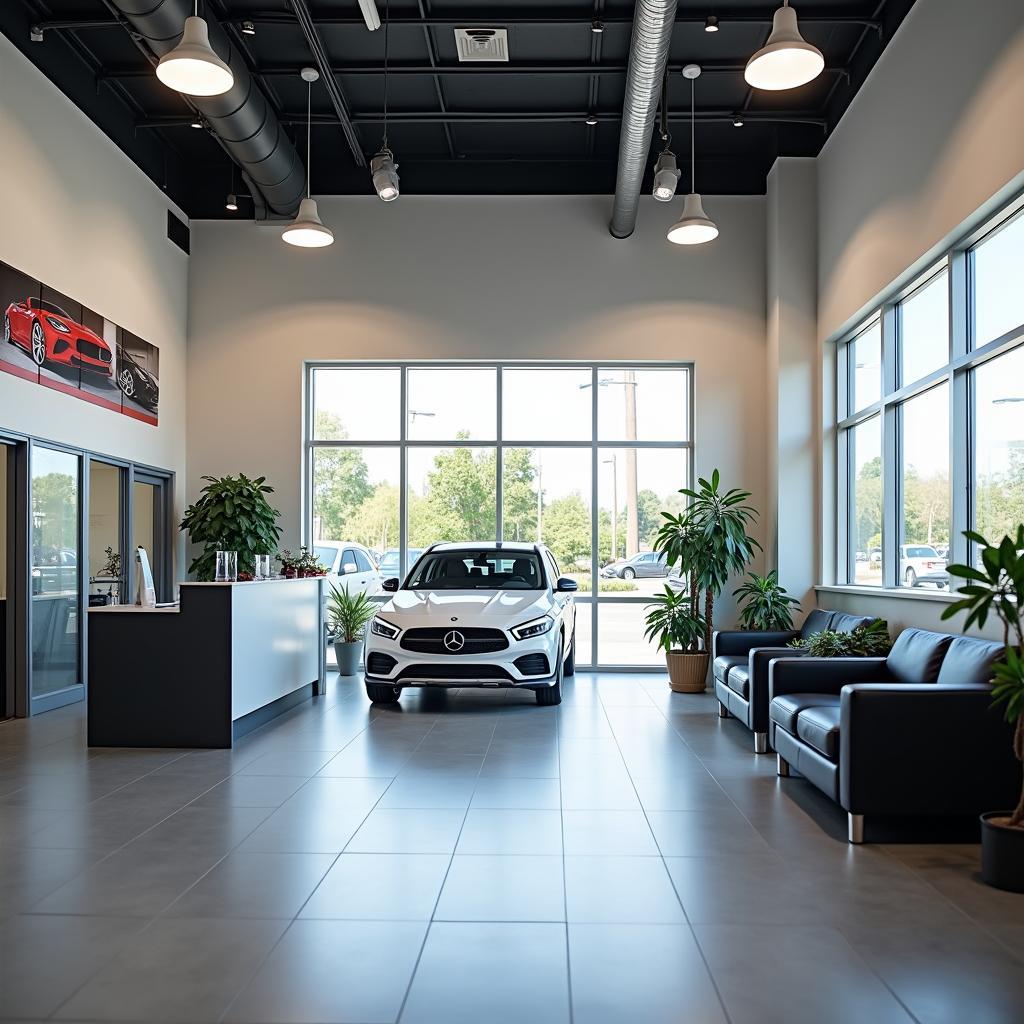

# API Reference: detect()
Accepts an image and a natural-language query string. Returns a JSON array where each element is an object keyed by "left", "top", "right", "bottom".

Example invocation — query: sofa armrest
[
  {"left": 840, "top": 683, "right": 1019, "bottom": 815},
  {"left": 713, "top": 629, "right": 798, "bottom": 658},
  {"left": 769, "top": 657, "right": 890, "bottom": 699},
  {"left": 745, "top": 647, "right": 808, "bottom": 730}
]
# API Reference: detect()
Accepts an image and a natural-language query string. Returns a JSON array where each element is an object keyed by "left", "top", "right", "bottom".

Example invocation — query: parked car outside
[
  {"left": 900, "top": 544, "right": 949, "bottom": 588},
  {"left": 377, "top": 547, "right": 425, "bottom": 580},
  {"left": 601, "top": 551, "right": 678, "bottom": 580},
  {"left": 5, "top": 298, "right": 112, "bottom": 376}
]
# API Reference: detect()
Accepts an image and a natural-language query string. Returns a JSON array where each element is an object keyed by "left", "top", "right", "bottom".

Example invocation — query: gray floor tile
[
  {"left": 401, "top": 921, "right": 570, "bottom": 1024},
  {"left": 346, "top": 808, "right": 466, "bottom": 854},
  {"left": 435, "top": 855, "right": 565, "bottom": 922},
  {"left": 377, "top": 775, "right": 477, "bottom": 809},
  {"left": 562, "top": 810, "right": 660, "bottom": 856},
  {"left": 469, "top": 776, "right": 562, "bottom": 808},
  {"left": 456, "top": 808, "right": 563, "bottom": 855},
  {"left": 646, "top": 808, "right": 773, "bottom": 856},
  {"left": 564, "top": 856, "right": 686, "bottom": 923},
  {"left": 559, "top": 772, "right": 641, "bottom": 809},
  {"left": 190, "top": 774, "right": 308, "bottom": 808},
  {"left": 238, "top": 749, "right": 342, "bottom": 777}
]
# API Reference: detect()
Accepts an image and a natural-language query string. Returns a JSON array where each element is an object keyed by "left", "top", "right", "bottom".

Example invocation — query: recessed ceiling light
[
  {"left": 591, "top": 20, "right": 604, "bottom": 34},
  {"left": 156, "top": 8, "right": 234, "bottom": 97},
  {"left": 585, "top": 113, "right": 599, "bottom": 126},
  {"left": 745, "top": 1, "right": 824, "bottom": 91},
  {"left": 705, "top": 16, "right": 719, "bottom": 33},
  {"left": 241, "top": 20, "right": 255, "bottom": 36}
]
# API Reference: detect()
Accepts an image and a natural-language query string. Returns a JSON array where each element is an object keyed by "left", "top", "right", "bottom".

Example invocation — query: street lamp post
[{"left": 602, "top": 456, "right": 618, "bottom": 560}]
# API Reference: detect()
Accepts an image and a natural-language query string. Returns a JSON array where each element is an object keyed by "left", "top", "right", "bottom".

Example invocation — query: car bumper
[{"left": 912, "top": 569, "right": 949, "bottom": 584}]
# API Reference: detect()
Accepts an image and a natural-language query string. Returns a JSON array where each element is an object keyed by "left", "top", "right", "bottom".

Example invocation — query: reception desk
[{"left": 87, "top": 577, "right": 325, "bottom": 748}]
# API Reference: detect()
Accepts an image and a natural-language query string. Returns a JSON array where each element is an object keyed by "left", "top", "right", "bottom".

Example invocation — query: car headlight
[
  {"left": 370, "top": 616, "right": 401, "bottom": 640},
  {"left": 44, "top": 317, "right": 70, "bottom": 333},
  {"left": 511, "top": 615, "right": 554, "bottom": 641}
]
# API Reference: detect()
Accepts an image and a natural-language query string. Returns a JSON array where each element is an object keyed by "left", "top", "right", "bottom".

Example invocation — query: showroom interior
[{"left": 2, "top": 0, "right": 1024, "bottom": 1021}]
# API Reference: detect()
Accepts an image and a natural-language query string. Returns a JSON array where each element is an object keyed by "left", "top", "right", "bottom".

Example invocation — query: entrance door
[
  {"left": 131, "top": 472, "right": 169, "bottom": 602},
  {"left": 88, "top": 460, "right": 126, "bottom": 605},
  {"left": 1, "top": 443, "right": 9, "bottom": 719}
]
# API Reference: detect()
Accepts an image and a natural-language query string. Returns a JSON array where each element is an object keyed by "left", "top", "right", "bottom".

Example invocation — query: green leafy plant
[
  {"left": 734, "top": 571, "right": 800, "bottom": 631},
  {"left": 789, "top": 618, "right": 891, "bottom": 657},
  {"left": 327, "top": 584, "right": 376, "bottom": 643},
  {"left": 655, "top": 469, "right": 760, "bottom": 653},
  {"left": 180, "top": 474, "right": 283, "bottom": 581},
  {"left": 100, "top": 547, "right": 121, "bottom": 579},
  {"left": 277, "top": 547, "right": 328, "bottom": 578},
  {"left": 942, "top": 525, "right": 1024, "bottom": 829},
  {"left": 644, "top": 584, "right": 707, "bottom": 654}
]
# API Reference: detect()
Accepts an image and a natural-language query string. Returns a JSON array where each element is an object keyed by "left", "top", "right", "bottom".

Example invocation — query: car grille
[
  {"left": 396, "top": 664, "right": 513, "bottom": 682},
  {"left": 77, "top": 339, "right": 110, "bottom": 362},
  {"left": 366, "top": 652, "right": 397, "bottom": 675},
  {"left": 513, "top": 653, "right": 550, "bottom": 676},
  {"left": 400, "top": 627, "right": 509, "bottom": 655}
]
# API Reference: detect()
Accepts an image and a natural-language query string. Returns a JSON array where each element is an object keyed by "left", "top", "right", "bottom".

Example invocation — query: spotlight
[
  {"left": 226, "top": 193, "right": 238, "bottom": 211},
  {"left": 30, "top": 25, "right": 44, "bottom": 43},
  {"left": 241, "top": 20, "right": 255, "bottom": 36},
  {"left": 591, "top": 19, "right": 604, "bottom": 34},
  {"left": 705, "top": 15, "right": 719, "bottom": 33},
  {"left": 585, "top": 113, "right": 599, "bottom": 126},
  {"left": 371, "top": 149, "right": 400, "bottom": 201},
  {"left": 732, "top": 114, "right": 745, "bottom": 127},
  {"left": 190, "top": 116, "right": 203, "bottom": 128},
  {"left": 652, "top": 150, "right": 680, "bottom": 202},
  {"left": 156, "top": 11, "right": 234, "bottom": 97}
]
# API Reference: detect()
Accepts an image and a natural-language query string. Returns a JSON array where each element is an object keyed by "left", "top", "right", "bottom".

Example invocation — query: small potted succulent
[
  {"left": 277, "top": 547, "right": 328, "bottom": 579},
  {"left": 733, "top": 570, "right": 800, "bottom": 631},
  {"left": 327, "top": 583, "right": 376, "bottom": 676},
  {"left": 942, "top": 525, "right": 1024, "bottom": 892},
  {"left": 644, "top": 584, "right": 708, "bottom": 693}
]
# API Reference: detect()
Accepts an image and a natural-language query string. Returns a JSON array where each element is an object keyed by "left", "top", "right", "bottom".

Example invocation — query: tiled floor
[{"left": 2, "top": 672, "right": 1024, "bottom": 1024}]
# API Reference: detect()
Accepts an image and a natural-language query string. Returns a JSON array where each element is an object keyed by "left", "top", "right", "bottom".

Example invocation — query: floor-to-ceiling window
[{"left": 306, "top": 363, "right": 693, "bottom": 669}]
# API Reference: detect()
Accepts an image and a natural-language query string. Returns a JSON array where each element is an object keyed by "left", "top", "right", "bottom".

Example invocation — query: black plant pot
[{"left": 980, "top": 812, "right": 1024, "bottom": 892}]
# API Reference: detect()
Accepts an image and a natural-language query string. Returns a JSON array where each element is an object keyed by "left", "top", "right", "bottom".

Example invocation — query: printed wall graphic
[{"left": 0, "top": 259, "right": 159, "bottom": 426}]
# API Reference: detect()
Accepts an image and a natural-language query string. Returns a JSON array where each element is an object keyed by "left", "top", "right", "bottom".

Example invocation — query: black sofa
[
  {"left": 769, "top": 628, "right": 1018, "bottom": 843},
  {"left": 712, "top": 608, "right": 875, "bottom": 753}
]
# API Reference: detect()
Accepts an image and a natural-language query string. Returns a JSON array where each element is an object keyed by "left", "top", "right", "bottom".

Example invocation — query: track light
[
  {"left": 371, "top": 150, "right": 400, "bottom": 201},
  {"left": 585, "top": 113, "right": 599, "bottom": 126},
  {"left": 190, "top": 116, "right": 203, "bottom": 128},
  {"left": 156, "top": 5, "right": 234, "bottom": 97},
  {"left": 705, "top": 15, "right": 719, "bottom": 32},
  {"left": 744, "top": 2, "right": 824, "bottom": 91},
  {"left": 241, "top": 20, "right": 255, "bottom": 36},
  {"left": 591, "top": 20, "right": 604, "bottom": 34},
  {"left": 358, "top": 0, "right": 381, "bottom": 31},
  {"left": 283, "top": 68, "right": 334, "bottom": 248},
  {"left": 732, "top": 114, "right": 745, "bottom": 127},
  {"left": 225, "top": 193, "right": 238, "bottom": 212},
  {"left": 667, "top": 65, "right": 718, "bottom": 246},
  {"left": 652, "top": 150, "right": 680, "bottom": 202},
  {"left": 30, "top": 25, "right": 44, "bottom": 43}
]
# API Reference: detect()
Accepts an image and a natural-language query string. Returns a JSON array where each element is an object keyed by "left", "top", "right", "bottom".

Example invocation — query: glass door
[
  {"left": 132, "top": 472, "right": 168, "bottom": 602},
  {"left": 1, "top": 443, "right": 9, "bottom": 719},
  {"left": 88, "top": 461, "right": 126, "bottom": 606},
  {"left": 30, "top": 445, "right": 83, "bottom": 710}
]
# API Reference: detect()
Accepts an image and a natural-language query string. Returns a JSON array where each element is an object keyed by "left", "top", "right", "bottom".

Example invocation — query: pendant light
[
  {"left": 371, "top": 0, "right": 400, "bottom": 201},
  {"left": 667, "top": 65, "right": 718, "bottom": 246},
  {"left": 744, "top": 2, "right": 824, "bottom": 91},
  {"left": 156, "top": 1, "right": 233, "bottom": 97},
  {"left": 282, "top": 68, "right": 334, "bottom": 248}
]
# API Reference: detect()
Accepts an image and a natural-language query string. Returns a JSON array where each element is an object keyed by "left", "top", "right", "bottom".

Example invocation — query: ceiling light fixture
[
  {"left": 591, "top": 20, "right": 604, "bottom": 34},
  {"left": 585, "top": 113, "right": 599, "bottom": 126},
  {"left": 190, "top": 115, "right": 204, "bottom": 128},
  {"left": 667, "top": 64, "right": 718, "bottom": 246},
  {"left": 282, "top": 68, "right": 334, "bottom": 248},
  {"left": 156, "top": 2, "right": 234, "bottom": 97},
  {"left": 358, "top": 0, "right": 382, "bottom": 32},
  {"left": 652, "top": 70, "right": 679, "bottom": 202},
  {"left": 732, "top": 114, "right": 745, "bottom": 127},
  {"left": 29, "top": 25, "right": 44, "bottom": 43},
  {"left": 225, "top": 194, "right": 238, "bottom": 212},
  {"left": 705, "top": 15, "right": 719, "bottom": 33},
  {"left": 241, "top": 20, "right": 255, "bottom": 36},
  {"left": 744, "top": 1, "right": 824, "bottom": 91},
  {"left": 371, "top": 0, "right": 400, "bottom": 201}
]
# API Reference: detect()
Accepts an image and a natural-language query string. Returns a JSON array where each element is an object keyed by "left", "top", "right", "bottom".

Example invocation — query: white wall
[
  {"left": 187, "top": 194, "right": 768, "bottom": 624},
  {"left": 0, "top": 34, "right": 189, "bottom": 575}
]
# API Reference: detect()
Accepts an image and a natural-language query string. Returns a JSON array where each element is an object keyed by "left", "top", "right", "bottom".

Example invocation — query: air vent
[{"left": 454, "top": 28, "right": 508, "bottom": 62}]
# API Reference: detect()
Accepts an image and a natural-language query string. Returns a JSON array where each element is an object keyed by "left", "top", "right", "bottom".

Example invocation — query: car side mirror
[
  {"left": 556, "top": 577, "right": 578, "bottom": 592},
  {"left": 342, "top": 562, "right": 358, "bottom": 574},
  {"left": 382, "top": 577, "right": 400, "bottom": 592}
]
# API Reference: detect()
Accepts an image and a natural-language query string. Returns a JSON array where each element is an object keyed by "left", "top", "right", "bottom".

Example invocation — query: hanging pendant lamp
[
  {"left": 667, "top": 65, "right": 718, "bottom": 246},
  {"left": 282, "top": 69, "right": 334, "bottom": 248},
  {"left": 371, "top": 0, "right": 400, "bottom": 201},
  {"left": 156, "top": 2, "right": 233, "bottom": 97},
  {"left": 744, "top": 2, "right": 824, "bottom": 91}
]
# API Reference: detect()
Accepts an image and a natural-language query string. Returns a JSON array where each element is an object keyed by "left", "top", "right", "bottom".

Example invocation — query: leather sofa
[
  {"left": 712, "top": 608, "right": 875, "bottom": 752},
  {"left": 769, "top": 628, "right": 1017, "bottom": 843}
]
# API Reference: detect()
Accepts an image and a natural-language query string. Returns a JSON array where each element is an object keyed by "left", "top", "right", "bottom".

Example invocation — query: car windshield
[
  {"left": 408, "top": 550, "right": 545, "bottom": 590},
  {"left": 33, "top": 299, "right": 72, "bottom": 319},
  {"left": 908, "top": 546, "right": 939, "bottom": 558},
  {"left": 313, "top": 545, "right": 338, "bottom": 568}
]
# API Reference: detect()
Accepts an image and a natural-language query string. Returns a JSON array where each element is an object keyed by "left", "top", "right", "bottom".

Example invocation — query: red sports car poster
[{"left": 0, "top": 259, "right": 158, "bottom": 425}]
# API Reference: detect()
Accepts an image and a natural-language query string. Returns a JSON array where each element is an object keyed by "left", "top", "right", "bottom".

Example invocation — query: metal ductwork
[
  {"left": 608, "top": 0, "right": 678, "bottom": 238},
  {"left": 107, "top": 0, "right": 306, "bottom": 216}
]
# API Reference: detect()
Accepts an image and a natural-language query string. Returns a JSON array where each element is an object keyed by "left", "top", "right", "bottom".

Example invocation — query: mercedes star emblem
[{"left": 443, "top": 630, "right": 465, "bottom": 651}]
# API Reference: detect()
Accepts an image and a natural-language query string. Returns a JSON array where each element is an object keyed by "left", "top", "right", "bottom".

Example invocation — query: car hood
[{"left": 381, "top": 589, "right": 552, "bottom": 626}]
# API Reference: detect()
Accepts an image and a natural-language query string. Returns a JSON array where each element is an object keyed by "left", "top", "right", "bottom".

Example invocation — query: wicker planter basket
[{"left": 665, "top": 650, "right": 710, "bottom": 693}]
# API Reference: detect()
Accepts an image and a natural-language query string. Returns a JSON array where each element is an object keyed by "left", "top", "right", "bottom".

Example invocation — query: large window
[
  {"left": 837, "top": 199, "right": 1024, "bottom": 588},
  {"left": 307, "top": 363, "right": 693, "bottom": 669}
]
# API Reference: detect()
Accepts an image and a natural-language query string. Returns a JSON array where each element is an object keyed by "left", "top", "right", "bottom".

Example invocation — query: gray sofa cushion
[
  {"left": 770, "top": 693, "right": 843, "bottom": 735},
  {"left": 796, "top": 704, "right": 842, "bottom": 761},
  {"left": 936, "top": 636, "right": 1005, "bottom": 686},
  {"left": 886, "top": 628, "right": 954, "bottom": 683},
  {"left": 726, "top": 663, "right": 750, "bottom": 699},
  {"left": 713, "top": 655, "right": 745, "bottom": 685},
  {"left": 799, "top": 608, "right": 834, "bottom": 640}
]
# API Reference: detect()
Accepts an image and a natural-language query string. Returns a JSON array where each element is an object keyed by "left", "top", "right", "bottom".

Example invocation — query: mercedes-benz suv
[{"left": 363, "top": 542, "right": 577, "bottom": 706}]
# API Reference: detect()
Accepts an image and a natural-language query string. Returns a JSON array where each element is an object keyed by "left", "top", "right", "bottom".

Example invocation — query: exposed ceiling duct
[
  {"left": 608, "top": 0, "right": 678, "bottom": 239},
  {"left": 106, "top": 0, "right": 306, "bottom": 217}
]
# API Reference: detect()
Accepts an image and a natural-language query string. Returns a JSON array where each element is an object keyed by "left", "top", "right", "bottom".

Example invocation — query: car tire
[
  {"left": 30, "top": 321, "right": 46, "bottom": 366},
  {"left": 365, "top": 682, "right": 401, "bottom": 704},
  {"left": 564, "top": 635, "right": 576, "bottom": 677},
  {"left": 622, "top": 567, "right": 636, "bottom": 580},
  {"left": 535, "top": 650, "right": 563, "bottom": 706},
  {"left": 3, "top": 314, "right": 10, "bottom": 344},
  {"left": 118, "top": 367, "right": 135, "bottom": 397},
  {"left": 905, "top": 567, "right": 918, "bottom": 587}
]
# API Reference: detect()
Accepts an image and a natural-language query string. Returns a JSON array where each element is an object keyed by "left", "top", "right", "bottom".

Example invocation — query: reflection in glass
[
  {"left": 900, "top": 269, "right": 948, "bottom": 386},
  {"left": 851, "top": 417, "right": 882, "bottom": 586},
  {"left": 899, "top": 384, "right": 949, "bottom": 588},
  {"left": 407, "top": 448, "right": 497, "bottom": 548},
  {"left": 973, "top": 211, "right": 1024, "bottom": 348},
  {"left": 851, "top": 319, "right": 881, "bottom": 411},
  {"left": 503, "top": 368, "right": 592, "bottom": 441},
  {"left": 974, "top": 347, "right": 1024, "bottom": 541},
  {"left": 407, "top": 368, "right": 496, "bottom": 440},
  {"left": 597, "top": 368, "right": 689, "bottom": 441},
  {"left": 132, "top": 480, "right": 157, "bottom": 596},
  {"left": 32, "top": 447, "right": 80, "bottom": 695},
  {"left": 312, "top": 368, "right": 401, "bottom": 441}
]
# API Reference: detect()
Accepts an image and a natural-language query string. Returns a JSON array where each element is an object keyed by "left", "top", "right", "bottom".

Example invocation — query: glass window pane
[
  {"left": 597, "top": 448, "right": 688, "bottom": 597},
  {"left": 597, "top": 602, "right": 663, "bottom": 666},
  {"left": 407, "top": 367, "right": 496, "bottom": 440},
  {"left": 899, "top": 385, "right": 950, "bottom": 588},
  {"left": 597, "top": 368, "right": 690, "bottom": 441},
  {"left": 407, "top": 447, "right": 497, "bottom": 547},
  {"left": 973, "top": 211, "right": 1024, "bottom": 347},
  {"left": 502, "top": 448, "right": 591, "bottom": 574},
  {"left": 32, "top": 446, "right": 80, "bottom": 695},
  {"left": 974, "top": 346, "right": 1024, "bottom": 541},
  {"left": 312, "top": 368, "right": 400, "bottom": 440},
  {"left": 88, "top": 463, "right": 122, "bottom": 600},
  {"left": 850, "top": 417, "right": 882, "bottom": 586},
  {"left": 571, "top": 600, "right": 592, "bottom": 669},
  {"left": 900, "top": 269, "right": 948, "bottom": 386},
  {"left": 502, "top": 368, "right": 593, "bottom": 441},
  {"left": 851, "top": 320, "right": 881, "bottom": 411}
]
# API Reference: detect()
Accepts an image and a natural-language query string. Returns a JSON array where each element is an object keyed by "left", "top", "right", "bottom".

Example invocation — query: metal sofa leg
[
  {"left": 848, "top": 813, "right": 865, "bottom": 844},
  {"left": 776, "top": 754, "right": 790, "bottom": 777},
  {"left": 754, "top": 731, "right": 768, "bottom": 754},
  {"left": 717, "top": 702, "right": 729, "bottom": 719}
]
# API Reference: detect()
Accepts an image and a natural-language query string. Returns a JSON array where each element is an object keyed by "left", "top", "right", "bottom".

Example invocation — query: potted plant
[
  {"left": 644, "top": 584, "right": 708, "bottom": 693},
  {"left": 734, "top": 570, "right": 800, "bottom": 631},
  {"left": 788, "top": 618, "right": 891, "bottom": 657},
  {"left": 327, "top": 583, "right": 377, "bottom": 676},
  {"left": 278, "top": 547, "right": 328, "bottom": 579},
  {"left": 180, "top": 474, "right": 282, "bottom": 581},
  {"left": 942, "top": 525, "right": 1024, "bottom": 892}
]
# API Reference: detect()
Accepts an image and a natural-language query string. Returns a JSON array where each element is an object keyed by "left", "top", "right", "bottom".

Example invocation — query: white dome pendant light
[
  {"left": 667, "top": 65, "right": 719, "bottom": 246},
  {"left": 371, "top": 0, "right": 400, "bottom": 201},
  {"left": 282, "top": 68, "right": 334, "bottom": 248},
  {"left": 156, "top": 1, "right": 233, "bottom": 97},
  {"left": 744, "top": 2, "right": 824, "bottom": 91}
]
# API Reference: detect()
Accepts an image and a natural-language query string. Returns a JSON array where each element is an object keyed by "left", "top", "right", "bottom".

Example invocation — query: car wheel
[
  {"left": 563, "top": 634, "right": 576, "bottom": 677},
  {"left": 535, "top": 649, "right": 563, "bottom": 706},
  {"left": 118, "top": 367, "right": 135, "bottom": 397},
  {"left": 3, "top": 314, "right": 10, "bottom": 344},
  {"left": 622, "top": 567, "right": 636, "bottom": 580},
  {"left": 905, "top": 567, "right": 918, "bottom": 587},
  {"left": 365, "top": 682, "right": 401, "bottom": 704},
  {"left": 30, "top": 321, "right": 46, "bottom": 365}
]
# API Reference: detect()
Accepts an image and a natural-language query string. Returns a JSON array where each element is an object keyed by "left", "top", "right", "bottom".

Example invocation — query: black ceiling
[{"left": 3, "top": 1, "right": 916, "bottom": 218}]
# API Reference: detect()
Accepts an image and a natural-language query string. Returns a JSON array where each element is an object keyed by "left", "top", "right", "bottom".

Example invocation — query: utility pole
[
  {"left": 624, "top": 369, "right": 639, "bottom": 557},
  {"left": 536, "top": 453, "right": 543, "bottom": 541},
  {"left": 603, "top": 456, "right": 618, "bottom": 559}
]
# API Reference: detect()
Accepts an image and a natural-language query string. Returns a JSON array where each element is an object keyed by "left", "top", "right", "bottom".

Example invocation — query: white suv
[{"left": 363, "top": 542, "right": 577, "bottom": 706}]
